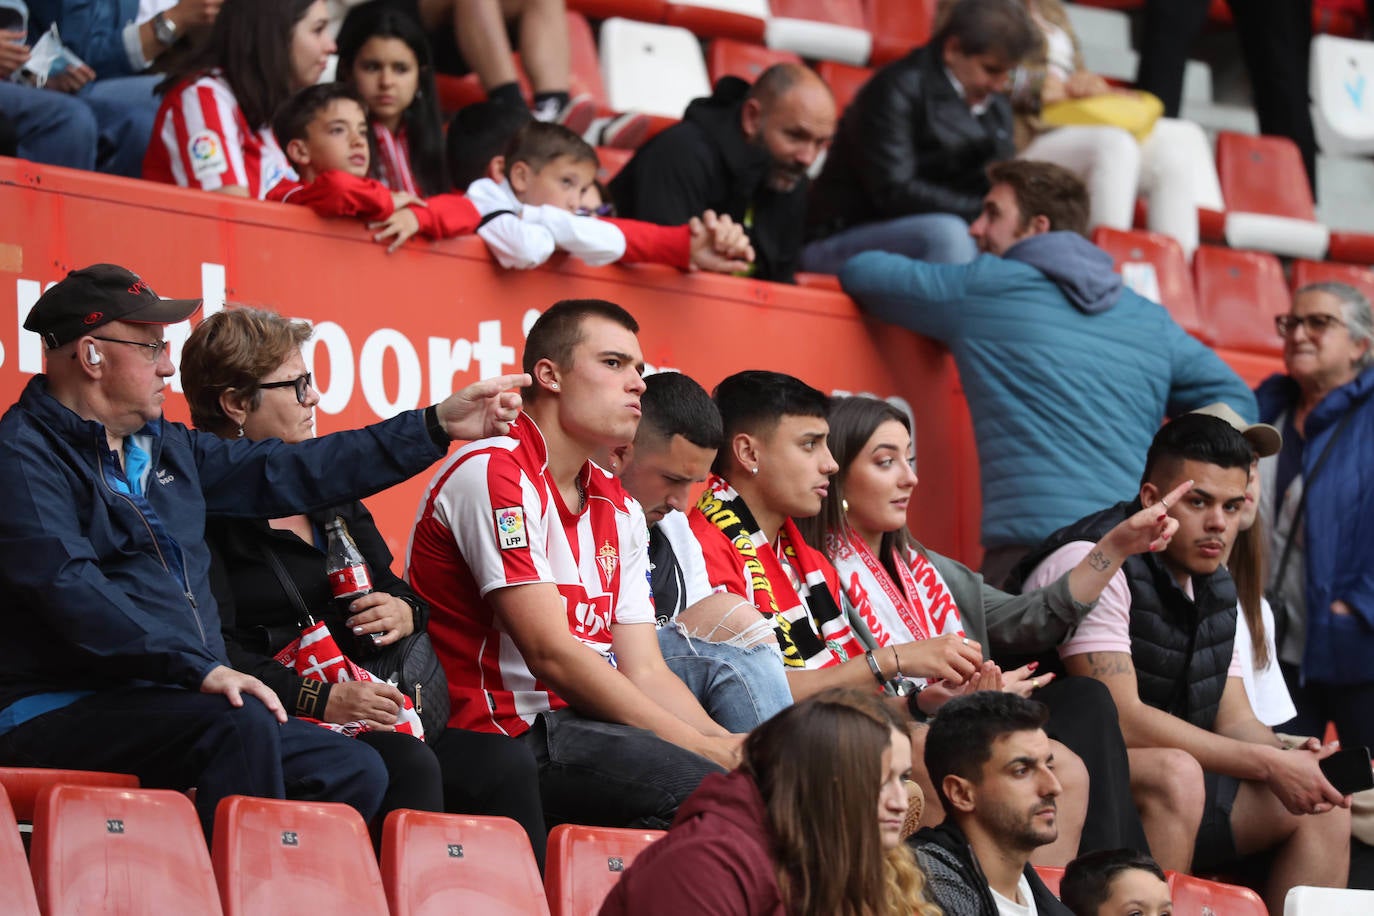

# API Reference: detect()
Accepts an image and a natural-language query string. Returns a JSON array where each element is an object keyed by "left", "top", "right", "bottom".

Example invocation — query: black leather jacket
[{"left": 806, "top": 44, "right": 1015, "bottom": 240}]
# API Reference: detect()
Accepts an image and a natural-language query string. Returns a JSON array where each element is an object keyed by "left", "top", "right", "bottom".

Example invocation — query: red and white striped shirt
[
  {"left": 372, "top": 122, "right": 418, "bottom": 196},
  {"left": 406, "top": 413, "right": 654, "bottom": 736},
  {"left": 143, "top": 71, "right": 296, "bottom": 199}
]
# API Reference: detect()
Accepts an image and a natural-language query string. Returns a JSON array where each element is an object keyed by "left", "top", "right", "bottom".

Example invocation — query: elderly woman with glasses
[
  {"left": 1256, "top": 282, "right": 1374, "bottom": 750},
  {"left": 179, "top": 306, "right": 547, "bottom": 859}
]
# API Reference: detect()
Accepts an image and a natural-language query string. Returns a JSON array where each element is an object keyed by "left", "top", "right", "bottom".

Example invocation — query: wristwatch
[{"left": 152, "top": 11, "right": 178, "bottom": 47}]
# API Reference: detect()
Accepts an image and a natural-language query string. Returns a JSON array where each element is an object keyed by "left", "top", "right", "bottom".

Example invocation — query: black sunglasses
[{"left": 258, "top": 372, "right": 313, "bottom": 405}]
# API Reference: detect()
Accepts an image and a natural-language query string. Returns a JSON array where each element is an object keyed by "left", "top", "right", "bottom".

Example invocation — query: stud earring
[
  {"left": 842, "top": 498, "right": 850, "bottom": 513},
  {"left": 750, "top": 466, "right": 759, "bottom": 476},
  {"left": 550, "top": 382, "right": 559, "bottom": 390}
]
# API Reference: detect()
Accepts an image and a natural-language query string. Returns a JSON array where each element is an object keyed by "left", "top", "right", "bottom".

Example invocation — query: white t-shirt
[
  {"left": 1235, "top": 595, "right": 1297, "bottom": 726},
  {"left": 1024, "top": 540, "right": 1242, "bottom": 676},
  {"left": 406, "top": 413, "right": 654, "bottom": 737},
  {"left": 992, "top": 874, "right": 1038, "bottom": 916}
]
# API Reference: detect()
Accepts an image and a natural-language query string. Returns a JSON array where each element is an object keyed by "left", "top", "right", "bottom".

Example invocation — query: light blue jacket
[{"left": 840, "top": 232, "right": 1257, "bottom": 548}]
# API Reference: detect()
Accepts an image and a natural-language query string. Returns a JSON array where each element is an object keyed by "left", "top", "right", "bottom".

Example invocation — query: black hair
[
  {"left": 924, "top": 692, "right": 1049, "bottom": 809},
  {"left": 711, "top": 371, "right": 830, "bottom": 476},
  {"left": 1140, "top": 414, "right": 1255, "bottom": 489},
  {"left": 445, "top": 101, "right": 534, "bottom": 189},
  {"left": 932, "top": 0, "right": 1038, "bottom": 62},
  {"left": 502, "top": 120, "right": 598, "bottom": 178},
  {"left": 159, "top": 0, "right": 319, "bottom": 130},
  {"left": 1060, "top": 849, "right": 1168, "bottom": 916},
  {"left": 272, "top": 82, "right": 367, "bottom": 150},
  {"left": 640, "top": 372, "right": 724, "bottom": 451},
  {"left": 522, "top": 300, "right": 639, "bottom": 402},
  {"left": 336, "top": 3, "right": 449, "bottom": 197}
]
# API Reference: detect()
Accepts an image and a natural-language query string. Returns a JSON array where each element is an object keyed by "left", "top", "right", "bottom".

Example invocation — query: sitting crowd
[{"left": 4, "top": 0, "right": 1244, "bottom": 276}]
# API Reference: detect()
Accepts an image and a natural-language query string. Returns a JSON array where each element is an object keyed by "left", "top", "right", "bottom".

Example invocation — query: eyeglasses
[
  {"left": 90, "top": 336, "right": 170, "bottom": 361},
  {"left": 257, "top": 372, "right": 313, "bottom": 405},
  {"left": 1275, "top": 313, "right": 1346, "bottom": 338}
]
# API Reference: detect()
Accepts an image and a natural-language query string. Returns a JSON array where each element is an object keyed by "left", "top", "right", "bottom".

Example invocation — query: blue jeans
[
  {"left": 522, "top": 708, "right": 723, "bottom": 830},
  {"left": 78, "top": 75, "right": 161, "bottom": 177},
  {"left": 657, "top": 624, "right": 793, "bottom": 733},
  {"left": 0, "top": 80, "right": 98, "bottom": 170},
  {"left": 799, "top": 212, "right": 977, "bottom": 275},
  {"left": 0, "top": 687, "right": 388, "bottom": 838}
]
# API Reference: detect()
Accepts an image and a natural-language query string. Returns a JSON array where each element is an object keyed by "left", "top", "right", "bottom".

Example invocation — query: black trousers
[
  {"left": 431, "top": 727, "right": 549, "bottom": 871},
  {"left": 0, "top": 688, "right": 387, "bottom": 838},
  {"left": 1039, "top": 676, "right": 1152, "bottom": 856},
  {"left": 1136, "top": 0, "right": 1317, "bottom": 191}
]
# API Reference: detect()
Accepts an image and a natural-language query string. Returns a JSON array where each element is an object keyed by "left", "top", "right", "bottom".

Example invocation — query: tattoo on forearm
[
  {"left": 1084, "top": 652, "right": 1133, "bottom": 677},
  {"left": 1087, "top": 549, "right": 1111, "bottom": 572}
]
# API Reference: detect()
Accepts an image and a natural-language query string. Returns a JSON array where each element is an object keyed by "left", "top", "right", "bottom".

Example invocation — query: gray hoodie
[{"left": 1004, "top": 230, "right": 1123, "bottom": 314}]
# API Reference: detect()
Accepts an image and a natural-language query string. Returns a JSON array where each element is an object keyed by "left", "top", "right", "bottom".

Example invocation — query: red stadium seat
[
  {"left": 1216, "top": 132, "right": 1315, "bottom": 221},
  {"left": 814, "top": 59, "right": 873, "bottom": 113},
  {"left": 707, "top": 39, "right": 803, "bottom": 85},
  {"left": 0, "top": 786, "right": 39, "bottom": 916},
  {"left": 544, "top": 824, "right": 665, "bottom": 916},
  {"left": 381, "top": 811, "right": 549, "bottom": 916},
  {"left": 212, "top": 796, "right": 388, "bottom": 916},
  {"left": 864, "top": 0, "right": 934, "bottom": 65},
  {"left": 665, "top": 0, "right": 769, "bottom": 43},
  {"left": 1167, "top": 872, "right": 1266, "bottom": 915},
  {"left": 1290, "top": 258, "right": 1374, "bottom": 301},
  {"left": 1034, "top": 865, "right": 1064, "bottom": 898},
  {"left": 30, "top": 785, "right": 221, "bottom": 915},
  {"left": 0, "top": 766, "right": 139, "bottom": 823},
  {"left": 1092, "top": 227, "right": 1205, "bottom": 340},
  {"left": 567, "top": 0, "right": 669, "bottom": 21},
  {"left": 595, "top": 146, "right": 634, "bottom": 184},
  {"left": 1193, "top": 245, "right": 1290, "bottom": 354},
  {"left": 1326, "top": 231, "right": 1374, "bottom": 264}
]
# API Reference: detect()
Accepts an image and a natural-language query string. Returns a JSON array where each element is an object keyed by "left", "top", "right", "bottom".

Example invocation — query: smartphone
[{"left": 1319, "top": 746, "right": 1374, "bottom": 795}]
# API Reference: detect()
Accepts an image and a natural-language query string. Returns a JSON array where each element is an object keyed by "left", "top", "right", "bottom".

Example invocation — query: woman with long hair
[
  {"left": 336, "top": 4, "right": 449, "bottom": 197},
  {"left": 144, "top": 0, "right": 335, "bottom": 198},
  {"left": 799, "top": 395, "right": 1209, "bottom": 873},
  {"left": 600, "top": 688, "right": 940, "bottom": 916}
]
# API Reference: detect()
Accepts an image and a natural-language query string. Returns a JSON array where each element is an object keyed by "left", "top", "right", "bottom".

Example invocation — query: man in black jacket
[
  {"left": 913, "top": 692, "right": 1073, "bottom": 916},
  {"left": 609, "top": 63, "right": 835, "bottom": 284},
  {"left": 801, "top": 0, "right": 1037, "bottom": 275}
]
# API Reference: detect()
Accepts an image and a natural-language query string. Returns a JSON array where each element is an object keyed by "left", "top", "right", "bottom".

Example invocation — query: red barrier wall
[{"left": 0, "top": 158, "right": 1281, "bottom": 569}]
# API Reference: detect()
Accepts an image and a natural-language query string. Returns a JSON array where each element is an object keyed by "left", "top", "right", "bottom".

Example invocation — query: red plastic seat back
[
  {"left": 1290, "top": 258, "right": 1374, "bottom": 302},
  {"left": 665, "top": 2, "right": 768, "bottom": 43},
  {"left": 0, "top": 766, "right": 140, "bottom": 823},
  {"left": 30, "top": 784, "right": 221, "bottom": 915},
  {"left": 567, "top": 12, "right": 610, "bottom": 106},
  {"left": 1093, "top": 226, "right": 1205, "bottom": 340},
  {"left": 815, "top": 59, "right": 874, "bottom": 113},
  {"left": 769, "top": 0, "right": 868, "bottom": 29},
  {"left": 1167, "top": 872, "right": 1266, "bottom": 915},
  {"left": 707, "top": 39, "right": 803, "bottom": 85},
  {"left": 1216, "top": 131, "right": 1316, "bottom": 220},
  {"left": 382, "top": 810, "right": 550, "bottom": 916},
  {"left": 864, "top": 0, "right": 934, "bottom": 65},
  {"left": 568, "top": 0, "right": 669, "bottom": 22},
  {"left": 1193, "top": 245, "right": 1291, "bottom": 354},
  {"left": 596, "top": 146, "right": 634, "bottom": 184},
  {"left": 0, "top": 786, "right": 39, "bottom": 916},
  {"left": 543, "top": 824, "right": 665, "bottom": 916},
  {"left": 212, "top": 795, "right": 388, "bottom": 916}
]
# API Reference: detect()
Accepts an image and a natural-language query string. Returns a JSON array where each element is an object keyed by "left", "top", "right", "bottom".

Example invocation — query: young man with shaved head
[
  {"left": 610, "top": 63, "right": 836, "bottom": 283},
  {"left": 1016, "top": 413, "right": 1351, "bottom": 911}
]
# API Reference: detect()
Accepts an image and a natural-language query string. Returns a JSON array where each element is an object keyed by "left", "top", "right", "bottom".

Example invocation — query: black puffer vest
[{"left": 1010, "top": 501, "right": 1237, "bottom": 730}]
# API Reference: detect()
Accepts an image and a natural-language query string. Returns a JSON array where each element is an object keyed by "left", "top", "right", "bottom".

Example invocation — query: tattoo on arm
[
  {"left": 1084, "top": 652, "right": 1133, "bottom": 678},
  {"left": 1087, "top": 549, "right": 1111, "bottom": 572}
]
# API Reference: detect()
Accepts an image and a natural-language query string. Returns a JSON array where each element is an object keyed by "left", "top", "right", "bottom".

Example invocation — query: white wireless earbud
[{"left": 87, "top": 344, "right": 101, "bottom": 365}]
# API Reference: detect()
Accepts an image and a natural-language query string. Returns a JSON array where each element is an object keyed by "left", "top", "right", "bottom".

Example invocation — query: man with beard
[
  {"left": 840, "top": 159, "right": 1254, "bottom": 588},
  {"left": 913, "top": 692, "right": 1073, "bottom": 916},
  {"left": 608, "top": 63, "right": 835, "bottom": 284},
  {"left": 1016, "top": 414, "right": 1351, "bottom": 912}
]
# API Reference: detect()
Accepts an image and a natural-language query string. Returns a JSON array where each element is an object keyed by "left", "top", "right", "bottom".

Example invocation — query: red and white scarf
[
  {"left": 275, "top": 620, "right": 425, "bottom": 740},
  {"left": 830, "top": 534, "right": 966, "bottom": 684}
]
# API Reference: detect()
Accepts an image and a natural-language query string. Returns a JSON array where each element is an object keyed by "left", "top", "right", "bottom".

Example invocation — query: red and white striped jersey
[
  {"left": 143, "top": 71, "right": 296, "bottom": 199},
  {"left": 406, "top": 413, "right": 654, "bottom": 736}
]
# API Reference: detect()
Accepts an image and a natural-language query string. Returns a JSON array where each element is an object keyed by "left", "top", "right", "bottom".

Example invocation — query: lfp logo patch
[
  {"left": 188, "top": 129, "right": 227, "bottom": 179},
  {"left": 494, "top": 506, "right": 527, "bottom": 550}
]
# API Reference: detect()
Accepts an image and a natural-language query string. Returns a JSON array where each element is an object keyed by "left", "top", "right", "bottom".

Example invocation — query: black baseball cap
[{"left": 25, "top": 264, "right": 202, "bottom": 350}]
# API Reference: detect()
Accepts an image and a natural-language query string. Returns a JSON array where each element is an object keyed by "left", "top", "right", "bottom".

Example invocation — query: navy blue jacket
[
  {"left": 0, "top": 375, "right": 448, "bottom": 714},
  {"left": 1256, "top": 365, "right": 1374, "bottom": 685}
]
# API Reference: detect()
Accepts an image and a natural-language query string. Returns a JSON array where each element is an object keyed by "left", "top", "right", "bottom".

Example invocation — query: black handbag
[{"left": 259, "top": 542, "right": 450, "bottom": 744}]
